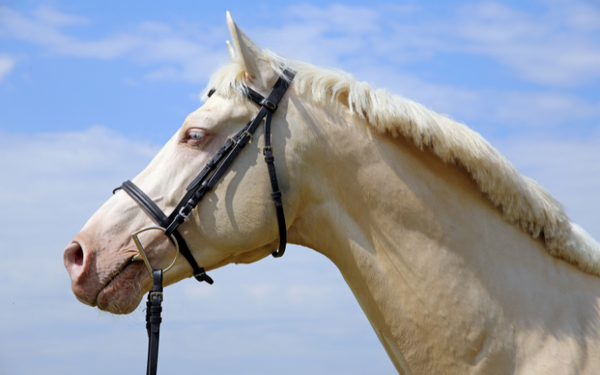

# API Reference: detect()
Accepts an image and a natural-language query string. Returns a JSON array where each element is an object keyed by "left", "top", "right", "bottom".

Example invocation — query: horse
[{"left": 63, "top": 12, "right": 600, "bottom": 374}]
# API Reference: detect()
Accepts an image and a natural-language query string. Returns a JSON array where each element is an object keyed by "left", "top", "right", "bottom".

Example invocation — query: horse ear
[
  {"left": 226, "top": 11, "right": 269, "bottom": 85},
  {"left": 226, "top": 40, "right": 235, "bottom": 60}
]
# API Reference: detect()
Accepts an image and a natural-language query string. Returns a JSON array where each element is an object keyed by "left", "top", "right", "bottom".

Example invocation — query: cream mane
[{"left": 204, "top": 51, "right": 600, "bottom": 277}]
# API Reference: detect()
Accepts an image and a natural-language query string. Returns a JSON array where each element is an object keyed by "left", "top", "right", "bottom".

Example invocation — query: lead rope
[{"left": 146, "top": 270, "right": 163, "bottom": 375}]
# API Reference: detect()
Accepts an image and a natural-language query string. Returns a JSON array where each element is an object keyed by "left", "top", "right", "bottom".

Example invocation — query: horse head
[{"left": 63, "top": 13, "right": 310, "bottom": 314}]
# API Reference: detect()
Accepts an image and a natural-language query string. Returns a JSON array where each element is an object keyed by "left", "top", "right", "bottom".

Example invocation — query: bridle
[{"left": 112, "top": 69, "right": 295, "bottom": 375}]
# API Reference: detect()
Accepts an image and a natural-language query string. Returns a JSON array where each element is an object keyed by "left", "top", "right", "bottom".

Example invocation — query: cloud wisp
[
  {"left": 1, "top": 2, "right": 599, "bottom": 134},
  {"left": 0, "top": 5, "right": 229, "bottom": 82},
  {"left": 3, "top": 2, "right": 600, "bottom": 87},
  {"left": 450, "top": 1, "right": 600, "bottom": 86},
  {"left": 0, "top": 54, "right": 16, "bottom": 82}
]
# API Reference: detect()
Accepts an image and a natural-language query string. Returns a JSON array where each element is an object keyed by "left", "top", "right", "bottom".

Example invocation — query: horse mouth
[
  {"left": 96, "top": 255, "right": 148, "bottom": 314},
  {"left": 107, "top": 255, "right": 140, "bottom": 285}
]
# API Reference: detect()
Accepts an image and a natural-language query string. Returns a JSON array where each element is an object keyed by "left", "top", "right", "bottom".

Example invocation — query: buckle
[
  {"left": 242, "top": 131, "right": 252, "bottom": 142},
  {"left": 179, "top": 206, "right": 191, "bottom": 219},
  {"left": 261, "top": 99, "right": 277, "bottom": 111},
  {"left": 263, "top": 146, "right": 273, "bottom": 155},
  {"left": 149, "top": 292, "right": 163, "bottom": 302},
  {"left": 227, "top": 137, "right": 237, "bottom": 147}
]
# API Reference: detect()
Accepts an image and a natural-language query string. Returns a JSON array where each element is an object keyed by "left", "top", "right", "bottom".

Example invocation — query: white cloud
[
  {"left": 0, "top": 7, "right": 79, "bottom": 54},
  {"left": 486, "top": 91, "right": 600, "bottom": 127},
  {"left": 4, "top": 2, "right": 599, "bottom": 88},
  {"left": 0, "top": 126, "right": 156, "bottom": 210},
  {"left": 287, "top": 3, "right": 381, "bottom": 35},
  {"left": 0, "top": 6, "right": 228, "bottom": 80},
  {"left": 273, "top": 2, "right": 600, "bottom": 86},
  {"left": 0, "top": 54, "right": 16, "bottom": 81},
  {"left": 245, "top": 283, "right": 277, "bottom": 300},
  {"left": 32, "top": 4, "right": 88, "bottom": 27},
  {"left": 339, "top": 64, "right": 600, "bottom": 132},
  {"left": 229, "top": 3, "right": 599, "bottom": 130},
  {"left": 0, "top": 127, "right": 157, "bottom": 300},
  {"left": 2, "top": 1, "right": 599, "bottom": 107},
  {"left": 442, "top": 1, "right": 600, "bottom": 85}
]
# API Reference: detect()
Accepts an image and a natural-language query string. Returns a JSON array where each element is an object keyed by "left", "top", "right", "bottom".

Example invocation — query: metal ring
[{"left": 131, "top": 226, "right": 180, "bottom": 276}]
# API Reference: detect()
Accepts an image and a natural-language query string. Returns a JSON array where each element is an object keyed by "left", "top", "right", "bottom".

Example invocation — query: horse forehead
[{"left": 184, "top": 96, "right": 254, "bottom": 128}]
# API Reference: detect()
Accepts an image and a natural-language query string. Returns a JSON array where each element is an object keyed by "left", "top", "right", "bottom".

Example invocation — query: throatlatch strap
[
  {"left": 146, "top": 270, "right": 163, "bottom": 375},
  {"left": 263, "top": 110, "right": 287, "bottom": 257},
  {"left": 244, "top": 71, "right": 294, "bottom": 257}
]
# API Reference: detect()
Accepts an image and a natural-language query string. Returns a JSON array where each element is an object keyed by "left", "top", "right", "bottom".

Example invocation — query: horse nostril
[
  {"left": 64, "top": 242, "right": 85, "bottom": 277},
  {"left": 73, "top": 246, "right": 83, "bottom": 266}
]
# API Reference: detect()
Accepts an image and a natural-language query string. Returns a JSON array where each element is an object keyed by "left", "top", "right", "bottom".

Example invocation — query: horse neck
[{"left": 286, "top": 101, "right": 600, "bottom": 373}]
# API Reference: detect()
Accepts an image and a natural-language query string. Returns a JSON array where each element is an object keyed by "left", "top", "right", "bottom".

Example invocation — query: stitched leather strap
[
  {"left": 146, "top": 270, "right": 163, "bottom": 375},
  {"left": 263, "top": 110, "right": 287, "bottom": 257},
  {"left": 120, "top": 181, "right": 169, "bottom": 227}
]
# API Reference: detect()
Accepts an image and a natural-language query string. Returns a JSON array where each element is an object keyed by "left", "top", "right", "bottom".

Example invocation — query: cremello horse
[{"left": 64, "top": 13, "right": 600, "bottom": 374}]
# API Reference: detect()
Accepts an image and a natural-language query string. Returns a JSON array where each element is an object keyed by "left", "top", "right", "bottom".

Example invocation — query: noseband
[{"left": 113, "top": 69, "right": 295, "bottom": 375}]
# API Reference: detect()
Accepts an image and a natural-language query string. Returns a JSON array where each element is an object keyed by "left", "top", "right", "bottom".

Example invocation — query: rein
[{"left": 113, "top": 70, "right": 295, "bottom": 375}]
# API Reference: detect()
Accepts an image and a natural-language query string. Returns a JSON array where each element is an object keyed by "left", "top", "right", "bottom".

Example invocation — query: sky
[{"left": 1, "top": 0, "right": 599, "bottom": 374}]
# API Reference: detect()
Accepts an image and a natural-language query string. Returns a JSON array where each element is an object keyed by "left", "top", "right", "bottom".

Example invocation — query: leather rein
[{"left": 113, "top": 69, "right": 295, "bottom": 375}]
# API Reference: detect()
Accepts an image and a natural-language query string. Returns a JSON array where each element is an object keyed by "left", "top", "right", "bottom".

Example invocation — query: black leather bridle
[{"left": 113, "top": 69, "right": 295, "bottom": 375}]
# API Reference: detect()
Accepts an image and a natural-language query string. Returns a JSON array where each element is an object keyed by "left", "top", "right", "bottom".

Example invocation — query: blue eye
[{"left": 188, "top": 131, "right": 205, "bottom": 142}]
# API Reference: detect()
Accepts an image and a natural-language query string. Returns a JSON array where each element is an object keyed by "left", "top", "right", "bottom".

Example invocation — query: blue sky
[{"left": 1, "top": 1, "right": 600, "bottom": 374}]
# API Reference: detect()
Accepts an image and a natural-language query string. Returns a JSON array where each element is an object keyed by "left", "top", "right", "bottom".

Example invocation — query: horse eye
[{"left": 188, "top": 131, "right": 206, "bottom": 142}]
